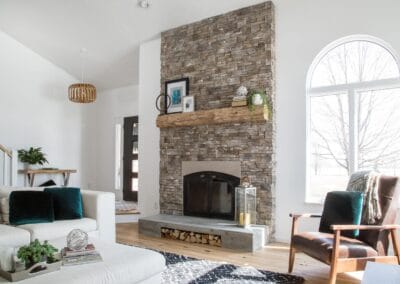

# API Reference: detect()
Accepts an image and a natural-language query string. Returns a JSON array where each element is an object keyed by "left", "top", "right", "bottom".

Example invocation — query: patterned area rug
[{"left": 160, "top": 251, "right": 304, "bottom": 284}]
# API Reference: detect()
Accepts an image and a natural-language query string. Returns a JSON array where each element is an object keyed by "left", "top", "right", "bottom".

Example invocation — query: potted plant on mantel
[
  {"left": 247, "top": 90, "right": 271, "bottom": 119},
  {"left": 18, "top": 147, "right": 48, "bottom": 170}
]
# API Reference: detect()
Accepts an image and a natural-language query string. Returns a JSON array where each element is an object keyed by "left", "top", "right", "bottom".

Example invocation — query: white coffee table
[{"left": 0, "top": 238, "right": 165, "bottom": 284}]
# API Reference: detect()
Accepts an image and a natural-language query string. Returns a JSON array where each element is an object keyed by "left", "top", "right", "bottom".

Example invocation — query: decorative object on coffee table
[
  {"left": 235, "top": 186, "right": 257, "bottom": 228},
  {"left": 0, "top": 239, "right": 61, "bottom": 282},
  {"left": 62, "top": 229, "right": 102, "bottom": 266},
  {"left": 67, "top": 229, "right": 88, "bottom": 251},
  {"left": 18, "top": 147, "right": 48, "bottom": 169},
  {"left": 165, "top": 78, "right": 189, "bottom": 114},
  {"left": 182, "top": 96, "right": 195, "bottom": 112}
]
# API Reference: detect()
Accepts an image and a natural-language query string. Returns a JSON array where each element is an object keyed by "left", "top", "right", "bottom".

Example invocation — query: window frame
[{"left": 306, "top": 35, "right": 400, "bottom": 204}]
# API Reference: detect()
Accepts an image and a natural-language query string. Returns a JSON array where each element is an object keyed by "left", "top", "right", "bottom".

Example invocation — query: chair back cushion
[
  {"left": 319, "top": 191, "right": 364, "bottom": 238},
  {"left": 357, "top": 175, "right": 400, "bottom": 255}
]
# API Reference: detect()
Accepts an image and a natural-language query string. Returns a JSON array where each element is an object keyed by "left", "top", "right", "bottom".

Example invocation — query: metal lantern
[
  {"left": 235, "top": 186, "right": 257, "bottom": 227},
  {"left": 68, "top": 83, "right": 96, "bottom": 103}
]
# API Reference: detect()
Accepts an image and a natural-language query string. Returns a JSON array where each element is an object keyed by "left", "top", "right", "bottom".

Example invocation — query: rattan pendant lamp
[{"left": 68, "top": 48, "right": 96, "bottom": 103}]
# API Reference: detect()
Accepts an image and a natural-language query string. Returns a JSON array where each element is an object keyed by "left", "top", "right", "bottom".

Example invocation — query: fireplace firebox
[{"left": 183, "top": 171, "right": 240, "bottom": 220}]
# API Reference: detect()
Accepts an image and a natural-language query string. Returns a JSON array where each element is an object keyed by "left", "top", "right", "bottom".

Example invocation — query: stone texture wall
[{"left": 159, "top": 2, "right": 275, "bottom": 235}]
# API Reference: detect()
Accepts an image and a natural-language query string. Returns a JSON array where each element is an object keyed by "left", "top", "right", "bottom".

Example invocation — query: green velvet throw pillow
[
  {"left": 9, "top": 191, "right": 54, "bottom": 225},
  {"left": 44, "top": 187, "right": 83, "bottom": 220},
  {"left": 319, "top": 191, "right": 363, "bottom": 238}
]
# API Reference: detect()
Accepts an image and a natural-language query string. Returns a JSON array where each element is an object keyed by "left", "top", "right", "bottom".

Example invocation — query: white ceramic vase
[{"left": 252, "top": 93, "right": 263, "bottom": 106}]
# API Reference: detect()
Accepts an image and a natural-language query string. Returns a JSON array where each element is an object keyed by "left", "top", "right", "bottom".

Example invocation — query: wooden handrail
[{"left": 0, "top": 144, "right": 11, "bottom": 157}]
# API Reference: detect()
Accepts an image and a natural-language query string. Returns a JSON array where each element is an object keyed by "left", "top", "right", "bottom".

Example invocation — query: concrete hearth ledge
[{"left": 138, "top": 214, "right": 269, "bottom": 252}]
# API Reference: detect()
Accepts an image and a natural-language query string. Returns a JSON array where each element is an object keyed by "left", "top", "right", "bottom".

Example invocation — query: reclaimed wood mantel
[{"left": 156, "top": 106, "right": 268, "bottom": 128}]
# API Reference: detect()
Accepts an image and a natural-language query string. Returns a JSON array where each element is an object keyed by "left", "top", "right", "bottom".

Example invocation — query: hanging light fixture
[{"left": 68, "top": 48, "right": 96, "bottom": 103}]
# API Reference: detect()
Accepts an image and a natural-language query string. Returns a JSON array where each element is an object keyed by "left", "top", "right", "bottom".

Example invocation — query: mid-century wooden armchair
[{"left": 289, "top": 175, "right": 400, "bottom": 284}]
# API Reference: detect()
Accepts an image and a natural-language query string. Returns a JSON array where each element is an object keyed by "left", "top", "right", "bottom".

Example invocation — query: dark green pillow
[
  {"left": 319, "top": 191, "right": 363, "bottom": 238},
  {"left": 44, "top": 187, "right": 83, "bottom": 220},
  {"left": 9, "top": 191, "right": 54, "bottom": 225}
]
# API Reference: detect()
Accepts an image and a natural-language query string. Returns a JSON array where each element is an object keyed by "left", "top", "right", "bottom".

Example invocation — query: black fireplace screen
[{"left": 183, "top": 171, "right": 240, "bottom": 220}]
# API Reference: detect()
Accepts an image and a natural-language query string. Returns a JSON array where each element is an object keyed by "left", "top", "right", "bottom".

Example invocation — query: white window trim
[{"left": 305, "top": 35, "right": 400, "bottom": 204}]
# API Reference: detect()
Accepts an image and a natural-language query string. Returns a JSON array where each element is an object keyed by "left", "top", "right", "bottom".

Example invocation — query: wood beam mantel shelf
[
  {"left": 19, "top": 169, "right": 77, "bottom": 187},
  {"left": 156, "top": 106, "right": 268, "bottom": 128}
]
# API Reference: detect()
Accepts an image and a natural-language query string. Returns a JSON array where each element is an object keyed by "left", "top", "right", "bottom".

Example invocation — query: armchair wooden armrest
[
  {"left": 331, "top": 224, "right": 400, "bottom": 231},
  {"left": 289, "top": 213, "right": 322, "bottom": 237},
  {"left": 290, "top": 213, "right": 322, "bottom": 219}
]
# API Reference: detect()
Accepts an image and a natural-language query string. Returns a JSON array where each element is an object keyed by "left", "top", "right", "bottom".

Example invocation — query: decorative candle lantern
[{"left": 235, "top": 186, "right": 257, "bottom": 227}]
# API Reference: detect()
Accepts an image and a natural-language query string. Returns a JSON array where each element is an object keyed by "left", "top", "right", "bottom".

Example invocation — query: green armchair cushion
[{"left": 319, "top": 191, "right": 364, "bottom": 238}]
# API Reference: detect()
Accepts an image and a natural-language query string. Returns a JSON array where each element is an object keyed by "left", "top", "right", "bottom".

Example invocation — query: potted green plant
[
  {"left": 17, "top": 239, "right": 58, "bottom": 270},
  {"left": 18, "top": 147, "right": 48, "bottom": 169},
  {"left": 247, "top": 90, "right": 271, "bottom": 118}
]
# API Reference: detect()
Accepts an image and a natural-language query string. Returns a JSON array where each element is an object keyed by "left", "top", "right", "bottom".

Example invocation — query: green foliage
[
  {"left": 247, "top": 90, "right": 272, "bottom": 115},
  {"left": 17, "top": 239, "right": 58, "bottom": 267},
  {"left": 18, "top": 147, "right": 48, "bottom": 165}
]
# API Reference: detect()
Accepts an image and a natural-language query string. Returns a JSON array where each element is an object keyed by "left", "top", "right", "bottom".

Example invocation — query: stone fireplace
[{"left": 158, "top": 2, "right": 275, "bottom": 239}]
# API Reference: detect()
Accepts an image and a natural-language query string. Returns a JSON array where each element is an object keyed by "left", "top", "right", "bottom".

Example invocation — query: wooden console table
[{"left": 18, "top": 169, "right": 77, "bottom": 187}]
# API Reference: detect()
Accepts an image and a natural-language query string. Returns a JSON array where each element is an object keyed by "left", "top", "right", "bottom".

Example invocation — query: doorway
[{"left": 123, "top": 116, "right": 139, "bottom": 201}]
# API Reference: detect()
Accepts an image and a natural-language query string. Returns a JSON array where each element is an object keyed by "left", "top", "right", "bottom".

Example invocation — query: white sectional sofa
[{"left": 0, "top": 187, "right": 116, "bottom": 247}]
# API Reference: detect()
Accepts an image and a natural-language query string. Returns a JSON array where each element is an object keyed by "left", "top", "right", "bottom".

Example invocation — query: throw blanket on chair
[{"left": 346, "top": 171, "right": 382, "bottom": 224}]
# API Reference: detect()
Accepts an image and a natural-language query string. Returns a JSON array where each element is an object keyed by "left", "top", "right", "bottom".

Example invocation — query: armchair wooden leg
[
  {"left": 390, "top": 229, "right": 400, "bottom": 264},
  {"left": 329, "top": 230, "right": 340, "bottom": 284},
  {"left": 288, "top": 245, "right": 296, "bottom": 273},
  {"left": 288, "top": 216, "right": 299, "bottom": 273}
]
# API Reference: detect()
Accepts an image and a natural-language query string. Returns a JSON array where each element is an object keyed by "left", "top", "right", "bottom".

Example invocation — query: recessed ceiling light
[{"left": 138, "top": 0, "right": 150, "bottom": 8}]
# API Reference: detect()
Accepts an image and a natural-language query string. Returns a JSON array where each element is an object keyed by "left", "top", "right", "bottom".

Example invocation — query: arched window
[{"left": 307, "top": 35, "right": 400, "bottom": 203}]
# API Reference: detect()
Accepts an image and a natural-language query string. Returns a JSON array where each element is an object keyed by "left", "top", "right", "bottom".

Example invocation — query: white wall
[
  {"left": 138, "top": 39, "right": 161, "bottom": 217},
  {"left": 0, "top": 30, "right": 83, "bottom": 186},
  {"left": 274, "top": 0, "right": 400, "bottom": 241},
  {"left": 81, "top": 85, "right": 138, "bottom": 200}
]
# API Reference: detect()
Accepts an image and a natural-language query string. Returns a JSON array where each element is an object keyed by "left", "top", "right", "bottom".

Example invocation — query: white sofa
[{"left": 0, "top": 187, "right": 116, "bottom": 247}]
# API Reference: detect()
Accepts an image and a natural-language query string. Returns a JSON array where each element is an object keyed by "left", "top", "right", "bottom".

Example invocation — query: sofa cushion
[
  {"left": 0, "top": 224, "right": 30, "bottom": 247},
  {"left": 18, "top": 218, "right": 97, "bottom": 241},
  {"left": 44, "top": 187, "right": 83, "bottom": 220},
  {"left": 9, "top": 191, "right": 55, "bottom": 225}
]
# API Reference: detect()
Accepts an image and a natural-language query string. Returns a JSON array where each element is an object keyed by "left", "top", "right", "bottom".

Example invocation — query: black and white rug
[{"left": 160, "top": 251, "right": 304, "bottom": 284}]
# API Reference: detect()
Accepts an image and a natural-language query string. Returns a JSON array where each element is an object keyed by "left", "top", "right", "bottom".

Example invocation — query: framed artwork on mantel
[{"left": 165, "top": 78, "right": 189, "bottom": 114}]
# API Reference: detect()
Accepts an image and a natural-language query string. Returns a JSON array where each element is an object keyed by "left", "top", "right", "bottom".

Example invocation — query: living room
[{"left": 1, "top": 0, "right": 400, "bottom": 283}]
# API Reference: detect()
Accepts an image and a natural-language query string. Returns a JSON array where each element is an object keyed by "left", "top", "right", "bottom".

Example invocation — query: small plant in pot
[
  {"left": 17, "top": 239, "right": 58, "bottom": 271},
  {"left": 18, "top": 147, "right": 48, "bottom": 169},
  {"left": 247, "top": 90, "right": 272, "bottom": 118}
]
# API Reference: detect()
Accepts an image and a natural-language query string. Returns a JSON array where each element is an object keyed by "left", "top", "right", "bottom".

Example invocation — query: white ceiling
[{"left": 0, "top": 0, "right": 266, "bottom": 90}]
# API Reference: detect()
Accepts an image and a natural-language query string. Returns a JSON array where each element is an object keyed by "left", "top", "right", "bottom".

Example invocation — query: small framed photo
[
  {"left": 165, "top": 78, "right": 189, "bottom": 114},
  {"left": 183, "top": 96, "right": 195, "bottom": 112}
]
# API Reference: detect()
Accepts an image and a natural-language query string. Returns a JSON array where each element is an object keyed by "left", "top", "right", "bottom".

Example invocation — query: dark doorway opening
[{"left": 123, "top": 116, "right": 139, "bottom": 201}]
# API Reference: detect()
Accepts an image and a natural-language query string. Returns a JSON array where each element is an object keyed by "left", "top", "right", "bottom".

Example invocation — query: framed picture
[
  {"left": 165, "top": 78, "right": 189, "bottom": 114},
  {"left": 183, "top": 96, "right": 195, "bottom": 112}
]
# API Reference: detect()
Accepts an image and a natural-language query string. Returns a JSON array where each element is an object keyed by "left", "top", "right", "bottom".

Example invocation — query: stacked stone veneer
[{"left": 159, "top": 2, "right": 275, "bottom": 236}]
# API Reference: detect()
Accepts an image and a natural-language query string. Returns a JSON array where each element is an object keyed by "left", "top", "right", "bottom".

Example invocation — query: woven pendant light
[
  {"left": 68, "top": 48, "right": 96, "bottom": 103},
  {"left": 68, "top": 83, "right": 96, "bottom": 103}
]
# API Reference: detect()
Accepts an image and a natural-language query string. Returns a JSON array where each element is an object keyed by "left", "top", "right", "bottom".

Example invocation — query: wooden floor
[{"left": 116, "top": 223, "right": 363, "bottom": 283}]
